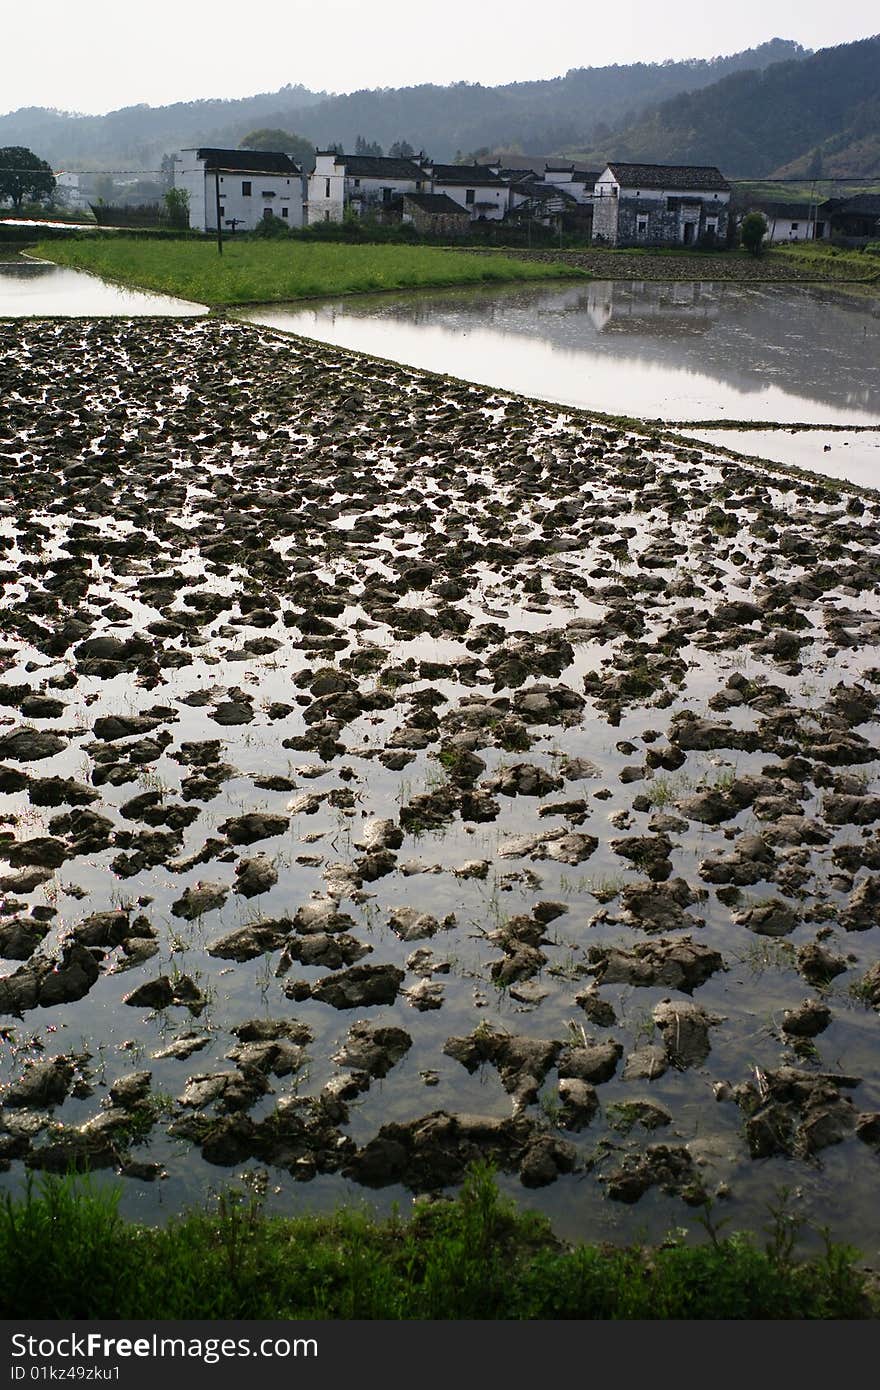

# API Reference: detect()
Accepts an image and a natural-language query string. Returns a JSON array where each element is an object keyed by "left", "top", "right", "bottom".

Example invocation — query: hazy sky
[{"left": 5, "top": 0, "right": 878, "bottom": 116}]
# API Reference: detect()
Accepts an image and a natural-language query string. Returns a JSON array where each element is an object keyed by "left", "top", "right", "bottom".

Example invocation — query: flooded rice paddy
[
  {"left": 1, "top": 315, "right": 879, "bottom": 1252},
  {"left": 243, "top": 279, "right": 880, "bottom": 493},
  {"left": 0, "top": 259, "right": 206, "bottom": 318},
  {"left": 242, "top": 278, "right": 880, "bottom": 425}
]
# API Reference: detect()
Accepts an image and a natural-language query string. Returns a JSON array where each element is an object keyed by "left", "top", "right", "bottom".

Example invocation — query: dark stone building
[
  {"left": 592, "top": 162, "right": 731, "bottom": 248},
  {"left": 402, "top": 192, "right": 471, "bottom": 236}
]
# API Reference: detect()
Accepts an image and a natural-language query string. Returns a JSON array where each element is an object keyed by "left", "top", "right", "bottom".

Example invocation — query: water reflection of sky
[
  {"left": 689, "top": 427, "right": 880, "bottom": 489},
  {"left": 243, "top": 280, "right": 880, "bottom": 427},
  {"left": 0, "top": 261, "right": 205, "bottom": 317}
]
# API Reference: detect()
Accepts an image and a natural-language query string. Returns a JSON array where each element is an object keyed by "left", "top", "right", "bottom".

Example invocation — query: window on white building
[
  {"left": 465, "top": 189, "right": 475, "bottom": 205},
  {"left": 242, "top": 181, "right": 251, "bottom": 196},
  {"left": 325, "top": 178, "right": 331, "bottom": 198},
  {"left": 282, "top": 207, "right": 288, "bottom": 218},
  {"left": 636, "top": 214, "right": 648, "bottom": 237}
]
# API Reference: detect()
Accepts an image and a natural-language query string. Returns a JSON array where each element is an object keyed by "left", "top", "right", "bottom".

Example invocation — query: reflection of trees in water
[
  {"left": 0, "top": 263, "right": 56, "bottom": 279},
  {"left": 326, "top": 280, "right": 879, "bottom": 416}
]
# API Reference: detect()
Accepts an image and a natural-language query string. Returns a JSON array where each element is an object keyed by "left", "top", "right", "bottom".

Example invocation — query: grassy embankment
[
  {"left": 467, "top": 242, "right": 880, "bottom": 283},
  {"left": 32, "top": 237, "right": 587, "bottom": 306},
  {"left": 772, "top": 240, "right": 880, "bottom": 274},
  {"left": 0, "top": 1166, "right": 872, "bottom": 1319}
]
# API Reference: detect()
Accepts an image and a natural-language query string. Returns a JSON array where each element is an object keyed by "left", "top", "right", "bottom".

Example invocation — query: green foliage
[
  {"left": 355, "top": 135, "right": 383, "bottom": 157},
  {"left": 238, "top": 128, "right": 315, "bottom": 170},
  {"left": 741, "top": 211, "right": 768, "bottom": 256},
  {"left": 0, "top": 146, "right": 56, "bottom": 210},
  {"left": 33, "top": 237, "right": 587, "bottom": 307},
  {"left": 604, "top": 36, "right": 880, "bottom": 178},
  {"left": 249, "top": 213, "right": 292, "bottom": 238},
  {"left": 0, "top": 40, "right": 804, "bottom": 178},
  {"left": 0, "top": 1167, "right": 872, "bottom": 1319},
  {"left": 0, "top": 1172, "right": 124, "bottom": 1318},
  {"left": 162, "top": 186, "right": 190, "bottom": 229}
]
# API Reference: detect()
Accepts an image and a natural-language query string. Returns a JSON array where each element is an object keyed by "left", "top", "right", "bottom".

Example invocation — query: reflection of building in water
[{"left": 586, "top": 281, "right": 722, "bottom": 332}]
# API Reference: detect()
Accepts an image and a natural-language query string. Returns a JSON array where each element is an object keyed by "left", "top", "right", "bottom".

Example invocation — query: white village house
[
  {"left": 53, "top": 172, "right": 91, "bottom": 213},
  {"left": 306, "top": 152, "right": 429, "bottom": 224},
  {"left": 305, "top": 153, "right": 510, "bottom": 225},
  {"left": 750, "top": 202, "right": 818, "bottom": 242},
  {"left": 592, "top": 162, "right": 731, "bottom": 247},
  {"left": 174, "top": 148, "right": 304, "bottom": 232},
  {"left": 169, "top": 142, "right": 736, "bottom": 250},
  {"left": 423, "top": 162, "right": 509, "bottom": 221}
]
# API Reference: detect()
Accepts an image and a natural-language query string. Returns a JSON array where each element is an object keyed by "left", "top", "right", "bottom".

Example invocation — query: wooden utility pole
[{"left": 215, "top": 169, "right": 223, "bottom": 255}]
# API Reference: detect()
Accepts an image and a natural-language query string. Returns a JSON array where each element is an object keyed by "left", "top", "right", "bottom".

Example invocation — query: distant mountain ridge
[
  {"left": 0, "top": 39, "right": 805, "bottom": 170},
  {"left": 595, "top": 35, "right": 880, "bottom": 178},
  {"left": 0, "top": 86, "right": 326, "bottom": 172}
]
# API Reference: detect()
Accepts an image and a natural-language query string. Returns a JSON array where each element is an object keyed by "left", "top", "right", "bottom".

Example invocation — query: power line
[
  {"left": 2, "top": 163, "right": 880, "bottom": 182},
  {"left": 730, "top": 176, "right": 880, "bottom": 184}
]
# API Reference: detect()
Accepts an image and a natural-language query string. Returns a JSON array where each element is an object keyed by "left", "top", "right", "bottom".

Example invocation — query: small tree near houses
[
  {"left": 741, "top": 210, "right": 768, "bottom": 257},
  {"left": 163, "top": 187, "right": 190, "bottom": 229},
  {"left": 0, "top": 146, "right": 56, "bottom": 210}
]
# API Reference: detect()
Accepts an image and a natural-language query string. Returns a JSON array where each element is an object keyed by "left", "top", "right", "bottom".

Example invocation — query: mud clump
[
  {"left": 587, "top": 938, "right": 724, "bottom": 993},
  {"left": 346, "top": 1110, "right": 577, "bottom": 1190}
]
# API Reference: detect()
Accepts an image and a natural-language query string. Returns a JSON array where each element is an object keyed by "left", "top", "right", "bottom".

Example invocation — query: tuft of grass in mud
[
  {"left": 32, "top": 238, "right": 587, "bottom": 307},
  {"left": 0, "top": 1165, "right": 872, "bottom": 1319}
]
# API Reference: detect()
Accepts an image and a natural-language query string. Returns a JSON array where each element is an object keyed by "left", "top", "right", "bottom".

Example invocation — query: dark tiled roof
[
  {"left": 835, "top": 194, "right": 880, "bottom": 216},
  {"left": 571, "top": 169, "right": 601, "bottom": 185},
  {"left": 403, "top": 192, "right": 469, "bottom": 215},
  {"left": 341, "top": 155, "right": 426, "bottom": 180},
  {"left": 544, "top": 163, "right": 574, "bottom": 173},
  {"left": 194, "top": 148, "right": 299, "bottom": 175},
  {"left": 607, "top": 162, "right": 730, "bottom": 191},
  {"left": 517, "top": 181, "right": 578, "bottom": 204},
  {"left": 431, "top": 163, "right": 505, "bottom": 186}
]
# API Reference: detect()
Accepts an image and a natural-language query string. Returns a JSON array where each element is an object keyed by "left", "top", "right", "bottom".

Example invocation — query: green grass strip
[
  {"left": 32, "top": 237, "right": 587, "bottom": 307},
  {"left": 0, "top": 1165, "right": 873, "bottom": 1319}
]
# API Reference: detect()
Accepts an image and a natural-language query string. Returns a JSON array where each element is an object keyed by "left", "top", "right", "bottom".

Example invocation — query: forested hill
[
  {"left": 281, "top": 38, "right": 804, "bottom": 161},
  {"left": 0, "top": 39, "right": 804, "bottom": 170},
  {"left": 0, "top": 86, "right": 326, "bottom": 171},
  {"left": 597, "top": 35, "right": 880, "bottom": 177}
]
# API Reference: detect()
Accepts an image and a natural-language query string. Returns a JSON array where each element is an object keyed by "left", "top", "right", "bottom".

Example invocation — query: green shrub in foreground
[{"left": 0, "top": 1166, "right": 872, "bottom": 1319}]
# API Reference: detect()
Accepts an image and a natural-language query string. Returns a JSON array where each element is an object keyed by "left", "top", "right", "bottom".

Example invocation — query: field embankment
[
  {"left": 32, "top": 237, "right": 587, "bottom": 305},
  {"left": 472, "top": 243, "right": 880, "bottom": 283},
  {"left": 0, "top": 1168, "right": 872, "bottom": 1319}
]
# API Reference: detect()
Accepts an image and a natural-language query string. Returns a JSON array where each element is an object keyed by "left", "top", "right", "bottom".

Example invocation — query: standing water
[{"left": 242, "top": 279, "right": 880, "bottom": 487}]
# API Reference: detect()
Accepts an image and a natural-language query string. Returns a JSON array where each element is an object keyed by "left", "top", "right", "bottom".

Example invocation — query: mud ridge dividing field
[{"left": 0, "top": 317, "right": 879, "bottom": 1242}]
